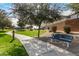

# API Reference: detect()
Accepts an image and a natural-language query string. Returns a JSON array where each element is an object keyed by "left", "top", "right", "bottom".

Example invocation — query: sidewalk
[{"left": 6, "top": 31, "right": 75, "bottom": 56}]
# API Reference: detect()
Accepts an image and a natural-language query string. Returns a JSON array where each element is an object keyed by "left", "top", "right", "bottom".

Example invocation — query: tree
[
  {"left": 0, "top": 18, "right": 12, "bottom": 30},
  {"left": 30, "top": 3, "right": 62, "bottom": 38},
  {"left": 12, "top": 3, "right": 62, "bottom": 38},
  {"left": 68, "top": 3, "right": 79, "bottom": 18},
  {"left": 17, "top": 20, "right": 26, "bottom": 29},
  {"left": 0, "top": 9, "right": 12, "bottom": 30},
  {"left": 5, "top": 19, "right": 12, "bottom": 28},
  {"left": 12, "top": 3, "right": 30, "bottom": 29}
]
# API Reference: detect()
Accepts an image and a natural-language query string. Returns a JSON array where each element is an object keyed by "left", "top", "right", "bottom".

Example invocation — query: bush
[
  {"left": 49, "top": 27, "right": 52, "bottom": 32},
  {"left": 52, "top": 26, "right": 57, "bottom": 33},
  {"left": 7, "top": 44, "right": 28, "bottom": 56},
  {"left": 64, "top": 25, "right": 71, "bottom": 34}
]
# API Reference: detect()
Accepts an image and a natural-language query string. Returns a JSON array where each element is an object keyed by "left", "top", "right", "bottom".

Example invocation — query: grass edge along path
[
  {"left": 16, "top": 29, "right": 46, "bottom": 37},
  {"left": 0, "top": 31, "right": 29, "bottom": 56}
]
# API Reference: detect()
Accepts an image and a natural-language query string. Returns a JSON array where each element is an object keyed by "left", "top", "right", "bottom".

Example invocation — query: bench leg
[
  {"left": 66, "top": 42, "right": 70, "bottom": 48},
  {"left": 50, "top": 39, "right": 53, "bottom": 42}
]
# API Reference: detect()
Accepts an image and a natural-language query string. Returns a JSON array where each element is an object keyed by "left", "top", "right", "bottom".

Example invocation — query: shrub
[
  {"left": 52, "top": 26, "right": 57, "bottom": 33},
  {"left": 7, "top": 44, "right": 28, "bottom": 56},
  {"left": 49, "top": 27, "right": 52, "bottom": 32},
  {"left": 64, "top": 25, "right": 71, "bottom": 34}
]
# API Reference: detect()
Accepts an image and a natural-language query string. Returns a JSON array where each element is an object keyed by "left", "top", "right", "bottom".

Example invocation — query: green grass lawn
[
  {"left": 16, "top": 29, "right": 46, "bottom": 37},
  {"left": 0, "top": 31, "right": 28, "bottom": 56}
]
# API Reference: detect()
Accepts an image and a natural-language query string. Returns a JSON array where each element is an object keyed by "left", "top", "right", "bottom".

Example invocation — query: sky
[
  {"left": 0, "top": 3, "right": 73, "bottom": 16},
  {"left": 0, "top": 3, "right": 12, "bottom": 12},
  {"left": 0, "top": 3, "right": 18, "bottom": 26},
  {"left": 0, "top": 3, "right": 73, "bottom": 26}
]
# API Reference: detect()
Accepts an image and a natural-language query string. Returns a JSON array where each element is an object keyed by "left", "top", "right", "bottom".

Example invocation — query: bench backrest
[{"left": 52, "top": 33, "right": 73, "bottom": 42}]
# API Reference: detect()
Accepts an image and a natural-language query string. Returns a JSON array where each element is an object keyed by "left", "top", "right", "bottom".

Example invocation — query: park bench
[{"left": 51, "top": 33, "right": 73, "bottom": 48}]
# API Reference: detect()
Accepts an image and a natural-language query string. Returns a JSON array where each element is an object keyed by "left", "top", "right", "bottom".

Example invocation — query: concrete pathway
[
  {"left": 40, "top": 30, "right": 52, "bottom": 37},
  {"left": 6, "top": 31, "right": 75, "bottom": 56}
]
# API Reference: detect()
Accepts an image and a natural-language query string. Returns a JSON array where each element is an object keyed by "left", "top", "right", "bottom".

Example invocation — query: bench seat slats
[{"left": 52, "top": 33, "right": 73, "bottom": 43}]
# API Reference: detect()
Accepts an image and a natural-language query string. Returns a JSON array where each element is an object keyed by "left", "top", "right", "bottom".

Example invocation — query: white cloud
[
  {"left": 61, "top": 10, "right": 74, "bottom": 16},
  {"left": 9, "top": 18, "right": 18, "bottom": 27}
]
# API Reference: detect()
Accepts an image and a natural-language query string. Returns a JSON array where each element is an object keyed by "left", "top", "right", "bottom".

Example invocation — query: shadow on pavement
[{"left": 35, "top": 36, "right": 79, "bottom": 56}]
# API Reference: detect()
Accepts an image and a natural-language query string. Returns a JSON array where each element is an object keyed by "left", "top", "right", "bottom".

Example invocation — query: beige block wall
[
  {"left": 53, "top": 21, "right": 65, "bottom": 31},
  {"left": 49, "top": 19, "right": 79, "bottom": 32},
  {"left": 65, "top": 19, "right": 79, "bottom": 32}
]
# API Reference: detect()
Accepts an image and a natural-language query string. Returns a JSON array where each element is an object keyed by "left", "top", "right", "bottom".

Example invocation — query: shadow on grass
[
  {"left": 0, "top": 34, "right": 6, "bottom": 38},
  {"left": 16, "top": 29, "right": 26, "bottom": 31},
  {"left": 0, "top": 31, "right": 7, "bottom": 33},
  {"left": 7, "top": 44, "right": 29, "bottom": 56}
]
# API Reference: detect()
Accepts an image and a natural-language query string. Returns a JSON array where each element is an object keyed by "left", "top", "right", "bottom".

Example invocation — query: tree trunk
[
  {"left": 2, "top": 27, "right": 4, "bottom": 31},
  {"left": 77, "top": 14, "right": 78, "bottom": 18},
  {"left": 38, "top": 24, "right": 41, "bottom": 38},
  {"left": 10, "top": 30, "right": 15, "bottom": 43},
  {"left": 30, "top": 25, "right": 33, "bottom": 31}
]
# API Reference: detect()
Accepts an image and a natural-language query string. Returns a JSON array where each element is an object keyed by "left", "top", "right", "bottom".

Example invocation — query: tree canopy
[
  {"left": 12, "top": 3, "right": 62, "bottom": 38},
  {"left": 68, "top": 3, "right": 79, "bottom": 13},
  {"left": 0, "top": 9, "right": 12, "bottom": 30}
]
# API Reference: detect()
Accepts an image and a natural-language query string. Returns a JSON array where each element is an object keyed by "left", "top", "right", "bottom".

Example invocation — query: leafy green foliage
[
  {"left": 13, "top": 3, "right": 62, "bottom": 38},
  {"left": 17, "top": 20, "right": 26, "bottom": 29},
  {"left": 0, "top": 9, "right": 12, "bottom": 30},
  {"left": 64, "top": 25, "right": 71, "bottom": 34},
  {"left": 68, "top": 3, "right": 79, "bottom": 17},
  {"left": 68, "top": 3, "right": 79, "bottom": 12},
  {"left": 52, "top": 26, "right": 57, "bottom": 33}
]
